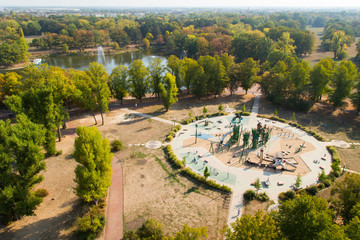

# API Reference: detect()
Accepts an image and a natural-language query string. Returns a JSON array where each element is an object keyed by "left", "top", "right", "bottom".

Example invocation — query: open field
[{"left": 303, "top": 27, "right": 359, "bottom": 67}]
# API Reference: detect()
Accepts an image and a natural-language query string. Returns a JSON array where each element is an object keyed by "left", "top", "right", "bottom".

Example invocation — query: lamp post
[{"left": 195, "top": 124, "right": 198, "bottom": 143}]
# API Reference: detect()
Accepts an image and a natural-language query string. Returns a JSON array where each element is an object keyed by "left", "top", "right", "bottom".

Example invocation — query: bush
[
  {"left": 175, "top": 125, "right": 182, "bottom": 131},
  {"left": 323, "top": 179, "right": 332, "bottom": 187},
  {"left": 257, "top": 192, "right": 270, "bottom": 202},
  {"left": 305, "top": 186, "right": 318, "bottom": 196},
  {"left": 111, "top": 139, "right": 124, "bottom": 152},
  {"left": 77, "top": 206, "right": 105, "bottom": 240},
  {"left": 317, "top": 183, "right": 325, "bottom": 190},
  {"left": 278, "top": 190, "right": 296, "bottom": 201},
  {"left": 244, "top": 190, "right": 256, "bottom": 201},
  {"left": 164, "top": 145, "right": 183, "bottom": 169},
  {"left": 34, "top": 188, "right": 49, "bottom": 198},
  {"left": 166, "top": 135, "right": 173, "bottom": 142}
]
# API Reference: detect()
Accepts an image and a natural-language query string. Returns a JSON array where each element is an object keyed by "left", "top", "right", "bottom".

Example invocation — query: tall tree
[
  {"left": 181, "top": 58, "right": 204, "bottom": 95},
  {"left": 350, "top": 80, "right": 360, "bottom": 116},
  {"left": 310, "top": 58, "right": 335, "bottom": 101},
  {"left": 110, "top": 65, "right": 128, "bottom": 104},
  {"left": 276, "top": 195, "right": 334, "bottom": 240},
  {"left": 158, "top": 73, "right": 178, "bottom": 111},
  {"left": 0, "top": 72, "right": 23, "bottom": 104},
  {"left": 276, "top": 32, "right": 296, "bottom": 55},
  {"left": 226, "top": 210, "right": 281, "bottom": 240},
  {"left": 167, "top": 55, "right": 183, "bottom": 91},
  {"left": 0, "top": 114, "right": 45, "bottom": 222},
  {"left": 228, "top": 63, "right": 241, "bottom": 96},
  {"left": 329, "top": 60, "right": 357, "bottom": 111},
  {"left": 148, "top": 58, "right": 165, "bottom": 99},
  {"left": 128, "top": 59, "right": 150, "bottom": 102},
  {"left": 84, "top": 62, "right": 111, "bottom": 125},
  {"left": 238, "top": 58, "right": 260, "bottom": 94},
  {"left": 73, "top": 126, "right": 112, "bottom": 205}
]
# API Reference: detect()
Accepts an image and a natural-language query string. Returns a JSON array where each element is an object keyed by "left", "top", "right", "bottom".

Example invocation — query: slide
[
  {"left": 286, "top": 161, "right": 297, "bottom": 168},
  {"left": 220, "top": 130, "right": 233, "bottom": 146}
]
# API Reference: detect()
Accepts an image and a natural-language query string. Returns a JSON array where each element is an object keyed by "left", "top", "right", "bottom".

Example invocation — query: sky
[{"left": 2, "top": 0, "right": 360, "bottom": 8}]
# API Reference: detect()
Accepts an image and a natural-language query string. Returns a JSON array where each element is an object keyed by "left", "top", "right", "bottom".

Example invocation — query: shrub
[
  {"left": 164, "top": 145, "right": 183, "bottom": 169},
  {"left": 35, "top": 188, "right": 49, "bottom": 198},
  {"left": 257, "top": 192, "right": 270, "bottom": 202},
  {"left": 111, "top": 139, "right": 124, "bottom": 152},
  {"left": 278, "top": 190, "right": 296, "bottom": 201},
  {"left": 323, "top": 179, "right": 332, "bottom": 187},
  {"left": 175, "top": 125, "right": 182, "bottom": 131},
  {"left": 166, "top": 135, "right": 173, "bottom": 142},
  {"left": 244, "top": 190, "right": 256, "bottom": 201},
  {"left": 305, "top": 186, "right": 318, "bottom": 196},
  {"left": 77, "top": 206, "right": 105, "bottom": 240},
  {"left": 317, "top": 183, "right": 325, "bottom": 190}
]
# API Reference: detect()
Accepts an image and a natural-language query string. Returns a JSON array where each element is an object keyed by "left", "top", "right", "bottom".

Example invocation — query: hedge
[
  {"left": 181, "top": 112, "right": 228, "bottom": 125},
  {"left": 165, "top": 125, "right": 182, "bottom": 142},
  {"left": 235, "top": 111, "right": 251, "bottom": 116},
  {"left": 257, "top": 114, "right": 326, "bottom": 142},
  {"left": 163, "top": 145, "right": 232, "bottom": 194}
]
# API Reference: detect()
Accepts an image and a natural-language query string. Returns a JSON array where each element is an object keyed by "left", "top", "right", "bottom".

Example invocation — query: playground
[{"left": 170, "top": 109, "right": 333, "bottom": 223}]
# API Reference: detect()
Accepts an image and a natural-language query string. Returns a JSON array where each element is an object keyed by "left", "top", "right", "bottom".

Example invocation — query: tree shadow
[{"left": 0, "top": 200, "right": 81, "bottom": 240}]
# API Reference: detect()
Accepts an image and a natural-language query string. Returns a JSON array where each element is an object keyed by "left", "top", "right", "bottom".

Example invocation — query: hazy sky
[{"left": 2, "top": 0, "right": 360, "bottom": 8}]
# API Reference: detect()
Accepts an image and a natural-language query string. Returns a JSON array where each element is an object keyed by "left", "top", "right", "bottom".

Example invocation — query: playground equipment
[{"left": 271, "top": 152, "right": 298, "bottom": 170}]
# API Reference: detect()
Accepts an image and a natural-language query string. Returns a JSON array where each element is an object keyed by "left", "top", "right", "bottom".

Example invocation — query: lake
[{"left": 0, "top": 48, "right": 168, "bottom": 74}]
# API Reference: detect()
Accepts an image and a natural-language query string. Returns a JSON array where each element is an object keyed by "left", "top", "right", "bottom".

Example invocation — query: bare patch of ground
[{"left": 243, "top": 200, "right": 271, "bottom": 216}]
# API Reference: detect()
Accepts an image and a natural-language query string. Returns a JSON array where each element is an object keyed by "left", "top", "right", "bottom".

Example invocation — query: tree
[
  {"left": 310, "top": 58, "right": 335, "bottom": 101},
  {"left": 317, "top": 224, "right": 349, "bottom": 240},
  {"left": 218, "top": 104, "right": 224, "bottom": 112},
  {"left": 294, "top": 174, "right": 302, "bottom": 189},
  {"left": 351, "top": 80, "right": 360, "bottom": 116},
  {"left": 85, "top": 62, "right": 111, "bottom": 125},
  {"left": 0, "top": 72, "right": 22, "bottom": 103},
  {"left": 4, "top": 85, "right": 62, "bottom": 156},
  {"left": 198, "top": 55, "right": 227, "bottom": 97},
  {"left": 143, "top": 38, "right": 150, "bottom": 49},
  {"left": 173, "top": 224, "right": 207, "bottom": 240},
  {"left": 276, "top": 195, "right": 334, "bottom": 240},
  {"left": 254, "top": 178, "right": 261, "bottom": 193},
  {"left": 331, "top": 173, "right": 360, "bottom": 223},
  {"left": 73, "top": 126, "right": 113, "bottom": 205},
  {"left": 291, "top": 112, "right": 296, "bottom": 122},
  {"left": 137, "top": 219, "right": 164, "bottom": 239},
  {"left": 181, "top": 58, "right": 204, "bottom": 95},
  {"left": 238, "top": 58, "right": 260, "bottom": 94},
  {"left": 345, "top": 216, "right": 360, "bottom": 240},
  {"left": 159, "top": 73, "right": 178, "bottom": 111},
  {"left": 228, "top": 63, "right": 241, "bottom": 96},
  {"left": 274, "top": 109, "right": 278, "bottom": 116},
  {"left": 0, "top": 114, "right": 46, "bottom": 222},
  {"left": 128, "top": 59, "right": 150, "bottom": 102},
  {"left": 204, "top": 166, "right": 210, "bottom": 179},
  {"left": 329, "top": 60, "right": 357, "bottom": 111},
  {"left": 110, "top": 65, "right": 128, "bottom": 104},
  {"left": 167, "top": 55, "right": 183, "bottom": 91},
  {"left": 148, "top": 58, "right": 165, "bottom": 99},
  {"left": 226, "top": 210, "right": 280, "bottom": 240},
  {"left": 275, "top": 32, "right": 296, "bottom": 55},
  {"left": 202, "top": 106, "right": 208, "bottom": 116},
  {"left": 331, "top": 31, "right": 352, "bottom": 60}
]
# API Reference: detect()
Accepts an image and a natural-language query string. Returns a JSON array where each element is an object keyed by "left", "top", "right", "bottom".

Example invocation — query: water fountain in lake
[{"left": 97, "top": 46, "right": 106, "bottom": 64}]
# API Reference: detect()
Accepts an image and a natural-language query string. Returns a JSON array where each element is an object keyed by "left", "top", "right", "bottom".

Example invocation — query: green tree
[
  {"left": 173, "top": 224, "right": 208, "bottom": 240},
  {"left": 351, "top": 80, "right": 360, "bottom": 116},
  {"left": 274, "top": 109, "right": 278, "bottom": 116},
  {"left": 137, "top": 219, "right": 164, "bottom": 239},
  {"left": 198, "top": 55, "right": 227, "bottom": 97},
  {"left": 204, "top": 166, "right": 210, "bottom": 179},
  {"left": 181, "top": 58, "right": 204, "bottom": 95},
  {"left": 317, "top": 224, "right": 349, "bottom": 240},
  {"left": 329, "top": 60, "right": 357, "bottom": 111},
  {"left": 128, "top": 59, "right": 150, "bottom": 102},
  {"left": 110, "top": 65, "right": 128, "bottom": 104},
  {"left": 228, "top": 63, "right": 241, "bottom": 96},
  {"left": 218, "top": 104, "right": 224, "bottom": 112},
  {"left": 167, "top": 55, "right": 183, "bottom": 91},
  {"left": 238, "top": 58, "right": 260, "bottom": 94},
  {"left": 0, "top": 114, "right": 45, "bottom": 222},
  {"left": 276, "top": 195, "right": 334, "bottom": 240},
  {"left": 226, "top": 210, "right": 281, "bottom": 240},
  {"left": 202, "top": 106, "right": 208, "bottom": 116},
  {"left": 159, "top": 73, "right": 178, "bottom": 111},
  {"left": 276, "top": 32, "right": 296, "bottom": 55},
  {"left": 294, "top": 174, "right": 302, "bottom": 189},
  {"left": 84, "top": 62, "right": 111, "bottom": 125},
  {"left": 331, "top": 31, "right": 352, "bottom": 60},
  {"left": 345, "top": 216, "right": 360, "bottom": 240},
  {"left": 310, "top": 58, "right": 335, "bottom": 101},
  {"left": 331, "top": 173, "right": 360, "bottom": 223},
  {"left": 148, "top": 57, "right": 165, "bottom": 99},
  {"left": 73, "top": 126, "right": 113, "bottom": 205},
  {"left": 0, "top": 72, "right": 22, "bottom": 103},
  {"left": 254, "top": 178, "right": 261, "bottom": 193},
  {"left": 291, "top": 112, "right": 296, "bottom": 122}
]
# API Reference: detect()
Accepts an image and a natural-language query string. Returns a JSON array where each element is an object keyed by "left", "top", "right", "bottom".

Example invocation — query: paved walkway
[{"left": 105, "top": 156, "right": 124, "bottom": 240}]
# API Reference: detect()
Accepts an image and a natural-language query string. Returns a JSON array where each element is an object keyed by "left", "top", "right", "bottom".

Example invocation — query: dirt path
[{"left": 105, "top": 156, "right": 124, "bottom": 240}]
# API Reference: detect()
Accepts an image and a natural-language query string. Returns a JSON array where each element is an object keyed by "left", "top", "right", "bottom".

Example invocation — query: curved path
[{"left": 105, "top": 155, "right": 124, "bottom": 240}]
